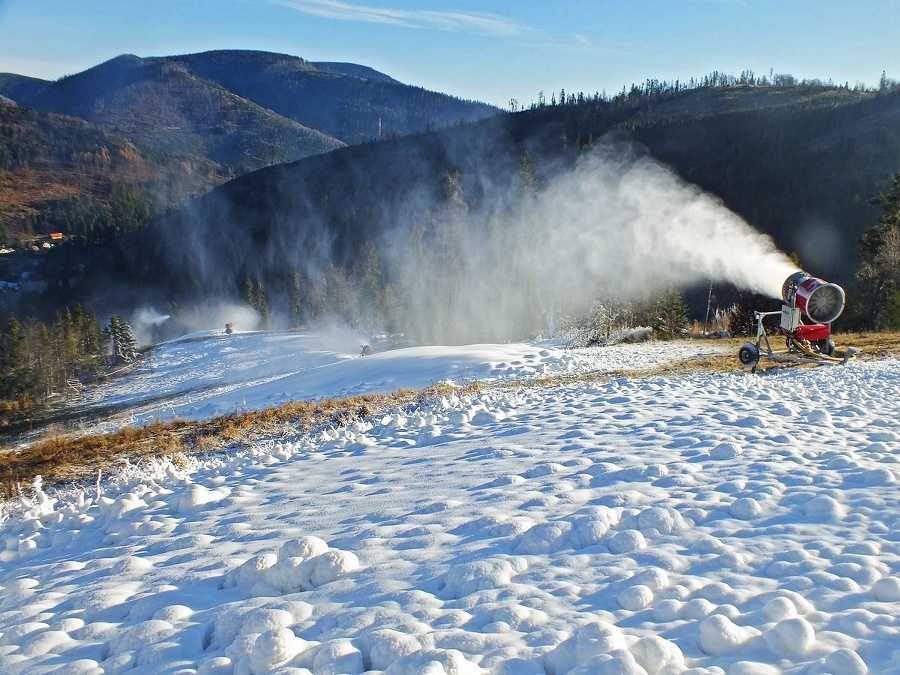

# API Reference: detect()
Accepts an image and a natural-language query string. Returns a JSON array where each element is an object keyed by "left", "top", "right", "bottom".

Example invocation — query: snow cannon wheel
[
  {"left": 815, "top": 338, "right": 835, "bottom": 356},
  {"left": 738, "top": 343, "right": 760, "bottom": 368}
]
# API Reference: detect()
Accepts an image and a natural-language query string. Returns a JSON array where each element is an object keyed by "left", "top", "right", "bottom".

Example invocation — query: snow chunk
[
  {"left": 152, "top": 604, "right": 194, "bottom": 624},
  {"left": 516, "top": 521, "right": 573, "bottom": 554},
  {"left": 637, "top": 506, "right": 686, "bottom": 535},
  {"left": 358, "top": 628, "right": 422, "bottom": 671},
  {"left": 279, "top": 536, "right": 329, "bottom": 560},
  {"left": 108, "top": 618, "right": 176, "bottom": 655},
  {"left": 617, "top": 584, "right": 654, "bottom": 611},
  {"left": 545, "top": 621, "right": 628, "bottom": 674},
  {"left": 312, "top": 638, "right": 365, "bottom": 675},
  {"left": 225, "top": 554, "right": 279, "bottom": 589},
  {"left": 763, "top": 617, "right": 816, "bottom": 657},
  {"left": 175, "top": 483, "right": 230, "bottom": 512},
  {"left": 729, "top": 497, "right": 762, "bottom": 520},
  {"left": 305, "top": 549, "right": 361, "bottom": 587},
  {"left": 0, "top": 621, "right": 49, "bottom": 646},
  {"left": 872, "top": 577, "right": 900, "bottom": 601},
  {"left": 20, "top": 629, "right": 76, "bottom": 658},
  {"left": 225, "top": 539, "right": 359, "bottom": 593},
  {"left": 442, "top": 557, "right": 525, "bottom": 598},
  {"left": 383, "top": 648, "right": 482, "bottom": 674},
  {"left": 569, "top": 649, "right": 647, "bottom": 675},
  {"left": 98, "top": 492, "right": 149, "bottom": 518},
  {"left": 240, "top": 608, "right": 294, "bottom": 635},
  {"left": 803, "top": 495, "right": 846, "bottom": 521},
  {"left": 763, "top": 597, "right": 797, "bottom": 622},
  {"left": 261, "top": 557, "right": 308, "bottom": 593},
  {"left": 198, "top": 655, "right": 233, "bottom": 674},
  {"left": 823, "top": 648, "right": 868, "bottom": 674},
  {"left": 631, "top": 568, "right": 669, "bottom": 592},
  {"left": 855, "top": 468, "right": 896, "bottom": 486},
  {"left": 710, "top": 442, "right": 743, "bottom": 460},
  {"left": 567, "top": 506, "right": 620, "bottom": 549},
  {"left": 248, "top": 628, "right": 312, "bottom": 673},
  {"left": 697, "top": 614, "right": 757, "bottom": 655},
  {"left": 629, "top": 635, "right": 685, "bottom": 673},
  {"left": 608, "top": 529, "right": 647, "bottom": 554},
  {"left": 805, "top": 409, "right": 833, "bottom": 426}
]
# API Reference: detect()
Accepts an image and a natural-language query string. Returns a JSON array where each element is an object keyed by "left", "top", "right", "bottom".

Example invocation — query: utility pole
[{"left": 703, "top": 282, "right": 713, "bottom": 335}]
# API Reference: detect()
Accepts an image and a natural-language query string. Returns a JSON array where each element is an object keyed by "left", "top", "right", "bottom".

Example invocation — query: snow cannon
[
  {"left": 738, "top": 272, "right": 859, "bottom": 370},
  {"left": 781, "top": 271, "right": 845, "bottom": 324}
]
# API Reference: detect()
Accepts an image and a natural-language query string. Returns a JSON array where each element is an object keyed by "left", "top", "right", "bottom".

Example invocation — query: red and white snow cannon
[{"left": 738, "top": 272, "right": 859, "bottom": 371}]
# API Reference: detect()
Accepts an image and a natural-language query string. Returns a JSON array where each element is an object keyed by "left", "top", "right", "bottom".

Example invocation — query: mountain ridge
[{"left": 0, "top": 49, "right": 499, "bottom": 243}]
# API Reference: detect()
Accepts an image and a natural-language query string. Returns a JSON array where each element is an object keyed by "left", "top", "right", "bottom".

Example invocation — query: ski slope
[{"left": 1, "top": 331, "right": 899, "bottom": 674}]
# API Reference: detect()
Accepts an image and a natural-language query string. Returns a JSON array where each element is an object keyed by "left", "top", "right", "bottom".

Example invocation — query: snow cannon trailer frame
[
  {"left": 738, "top": 272, "right": 860, "bottom": 372},
  {"left": 738, "top": 310, "right": 859, "bottom": 372}
]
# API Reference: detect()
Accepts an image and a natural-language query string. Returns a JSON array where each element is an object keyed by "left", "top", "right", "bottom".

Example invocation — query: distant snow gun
[{"left": 738, "top": 271, "right": 859, "bottom": 371}]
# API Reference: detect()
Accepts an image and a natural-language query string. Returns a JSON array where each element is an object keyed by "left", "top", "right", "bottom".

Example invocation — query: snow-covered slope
[
  {"left": 66, "top": 330, "right": 729, "bottom": 434},
  {"left": 1, "top": 333, "right": 899, "bottom": 674}
]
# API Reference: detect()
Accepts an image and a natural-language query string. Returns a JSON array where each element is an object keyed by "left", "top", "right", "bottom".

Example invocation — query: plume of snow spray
[
  {"left": 384, "top": 144, "right": 800, "bottom": 343},
  {"left": 130, "top": 307, "right": 171, "bottom": 345},
  {"left": 535, "top": 148, "right": 801, "bottom": 299}
]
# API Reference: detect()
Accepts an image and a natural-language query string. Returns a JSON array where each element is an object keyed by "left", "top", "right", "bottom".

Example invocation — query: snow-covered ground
[
  {"left": 2, "top": 331, "right": 899, "bottom": 674},
  {"left": 61, "top": 330, "right": 729, "bottom": 436}
]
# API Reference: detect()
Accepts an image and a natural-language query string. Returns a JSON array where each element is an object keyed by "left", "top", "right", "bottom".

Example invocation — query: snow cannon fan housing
[{"left": 781, "top": 272, "right": 846, "bottom": 325}]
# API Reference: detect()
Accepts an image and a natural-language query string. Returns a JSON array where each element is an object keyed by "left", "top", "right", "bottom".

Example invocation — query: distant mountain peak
[{"left": 312, "top": 61, "right": 401, "bottom": 85}]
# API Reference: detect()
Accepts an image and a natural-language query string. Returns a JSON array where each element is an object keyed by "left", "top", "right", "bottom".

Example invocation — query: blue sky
[{"left": 0, "top": 0, "right": 896, "bottom": 108}]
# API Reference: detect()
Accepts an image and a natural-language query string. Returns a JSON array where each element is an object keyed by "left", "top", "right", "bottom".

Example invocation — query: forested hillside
[
  {"left": 0, "top": 99, "right": 216, "bottom": 244},
  {"left": 0, "top": 50, "right": 498, "bottom": 244},
  {"left": 70, "top": 79, "right": 900, "bottom": 339}
]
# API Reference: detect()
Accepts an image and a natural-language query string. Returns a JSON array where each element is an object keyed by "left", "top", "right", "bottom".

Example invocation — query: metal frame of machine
[{"left": 738, "top": 272, "right": 860, "bottom": 372}]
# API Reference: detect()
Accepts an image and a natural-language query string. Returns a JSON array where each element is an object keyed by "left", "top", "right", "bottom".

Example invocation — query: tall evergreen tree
[
  {"left": 651, "top": 289, "right": 690, "bottom": 340},
  {"left": 857, "top": 173, "right": 900, "bottom": 329},
  {"left": 104, "top": 316, "right": 138, "bottom": 365},
  {"left": 289, "top": 271, "right": 306, "bottom": 325},
  {"left": 254, "top": 282, "right": 270, "bottom": 328}
]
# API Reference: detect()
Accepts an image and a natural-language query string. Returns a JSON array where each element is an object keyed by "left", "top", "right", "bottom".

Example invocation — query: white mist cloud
[
  {"left": 183, "top": 303, "right": 261, "bottom": 334},
  {"left": 383, "top": 144, "right": 800, "bottom": 344},
  {"left": 273, "top": 0, "right": 524, "bottom": 36},
  {"left": 131, "top": 303, "right": 261, "bottom": 344}
]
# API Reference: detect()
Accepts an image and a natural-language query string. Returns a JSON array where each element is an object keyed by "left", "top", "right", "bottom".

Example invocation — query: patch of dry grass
[
  {"left": 0, "top": 383, "right": 482, "bottom": 500},
  {"left": 3, "top": 333, "right": 898, "bottom": 500}
]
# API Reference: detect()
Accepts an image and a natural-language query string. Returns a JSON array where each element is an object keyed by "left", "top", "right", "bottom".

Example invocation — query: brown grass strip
[{"left": 0, "top": 384, "right": 478, "bottom": 500}]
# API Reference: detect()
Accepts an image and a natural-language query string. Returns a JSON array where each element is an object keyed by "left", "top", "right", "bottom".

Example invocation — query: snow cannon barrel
[{"left": 781, "top": 272, "right": 846, "bottom": 324}]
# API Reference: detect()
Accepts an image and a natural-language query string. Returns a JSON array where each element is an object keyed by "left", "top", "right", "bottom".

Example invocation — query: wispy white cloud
[{"left": 272, "top": 0, "right": 525, "bottom": 36}]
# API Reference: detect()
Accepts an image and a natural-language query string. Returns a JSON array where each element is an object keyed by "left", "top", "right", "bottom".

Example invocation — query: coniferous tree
[
  {"left": 243, "top": 277, "right": 254, "bottom": 306},
  {"left": 254, "top": 281, "right": 270, "bottom": 328},
  {"left": 651, "top": 289, "right": 690, "bottom": 340},
  {"left": 358, "top": 240, "right": 384, "bottom": 328},
  {"left": 104, "top": 316, "right": 138, "bottom": 365},
  {"left": 857, "top": 173, "right": 900, "bottom": 329},
  {"left": 289, "top": 272, "right": 306, "bottom": 325},
  {"left": 729, "top": 292, "right": 764, "bottom": 337},
  {"left": 0, "top": 316, "right": 26, "bottom": 400}
]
